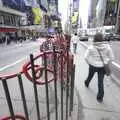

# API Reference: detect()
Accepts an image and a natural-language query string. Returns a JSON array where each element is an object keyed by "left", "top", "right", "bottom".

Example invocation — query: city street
[
  {"left": 0, "top": 40, "right": 57, "bottom": 119},
  {"left": 0, "top": 40, "right": 79, "bottom": 120},
  {"left": 1, "top": 0, "right": 120, "bottom": 119},
  {"left": 1, "top": 40, "right": 120, "bottom": 119}
]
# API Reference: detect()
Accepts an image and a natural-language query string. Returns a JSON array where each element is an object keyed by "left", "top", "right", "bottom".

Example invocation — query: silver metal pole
[{"left": 115, "top": 0, "right": 120, "bottom": 33}]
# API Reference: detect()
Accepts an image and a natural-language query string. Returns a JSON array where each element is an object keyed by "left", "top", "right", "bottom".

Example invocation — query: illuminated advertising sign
[
  {"left": 2, "top": 0, "right": 26, "bottom": 12},
  {"left": 72, "top": 12, "right": 79, "bottom": 24},
  {"left": 32, "top": 7, "right": 42, "bottom": 25}
]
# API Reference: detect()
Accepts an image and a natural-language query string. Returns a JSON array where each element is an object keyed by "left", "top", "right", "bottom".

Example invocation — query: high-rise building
[
  {"left": 115, "top": 0, "right": 120, "bottom": 33},
  {"left": 104, "top": 0, "right": 117, "bottom": 26},
  {"left": 96, "top": 0, "right": 107, "bottom": 27},
  {"left": 88, "top": 0, "right": 98, "bottom": 28},
  {"left": 72, "top": 0, "right": 79, "bottom": 33},
  {"left": 0, "top": 0, "right": 26, "bottom": 42}
]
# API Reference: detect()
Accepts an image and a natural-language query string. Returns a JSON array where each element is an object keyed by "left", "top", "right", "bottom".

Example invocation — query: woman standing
[{"left": 84, "top": 33, "right": 114, "bottom": 102}]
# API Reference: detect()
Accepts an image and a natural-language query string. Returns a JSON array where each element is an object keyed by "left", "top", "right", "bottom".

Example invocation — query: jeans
[
  {"left": 73, "top": 43, "right": 77, "bottom": 53},
  {"left": 85, "top": 65, "right": 105, "bottom": 99}
]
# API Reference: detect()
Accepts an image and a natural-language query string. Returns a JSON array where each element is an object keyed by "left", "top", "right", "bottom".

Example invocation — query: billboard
[
  {"left": 24, "top": 0, "right": 38, "bottom": 7},
  {"left": 72, "top": 12, "right": 79, "bottom": 24},
  {"left": 2, "top": 0, "right": 26, "bottom": 12},
  {"left": 32, "top": 7, "right": 42, "bottom": 25}
]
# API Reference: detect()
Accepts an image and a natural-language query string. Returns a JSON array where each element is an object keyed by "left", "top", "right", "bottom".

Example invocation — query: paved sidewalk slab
[{"left": 74, "top": 42, "right": 120, "bottom": 120}]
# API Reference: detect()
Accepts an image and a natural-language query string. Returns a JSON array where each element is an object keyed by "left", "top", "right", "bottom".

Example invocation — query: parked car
[
  {"left": 104, "top": 33, "right": 114, "bottom": 41},
  {"left": 113, "top": 34, "right": 120, "bottom": 41},
  {"left": 79, "top": 34, "right": 88, "bottom": 41},
  {"left": 104, "top": 33, "right": 120, "bottom": 41}
]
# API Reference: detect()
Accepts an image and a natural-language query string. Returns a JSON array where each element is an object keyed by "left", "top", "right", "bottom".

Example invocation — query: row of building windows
[{"left": 0, "top": 12, "right": 20, "bottom": 26}]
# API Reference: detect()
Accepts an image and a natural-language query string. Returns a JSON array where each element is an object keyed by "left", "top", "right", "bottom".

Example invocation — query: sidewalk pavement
[
  {"left": 1, "top": 40, "right": 120, "bottom": 120},
  {"left": 73, "top": 42, "right": 120, "bottom": 120}
]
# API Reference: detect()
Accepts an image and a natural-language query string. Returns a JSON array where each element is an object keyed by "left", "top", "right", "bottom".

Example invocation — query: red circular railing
[
  {"left": 22, "top": 51, "right": 64, "bottom": 85},
  {"left": 0, "top": 36, "right": 73, "bottom": 120},
  {"left": 1, "top": 114, "right": 26, "bottom": 120}
]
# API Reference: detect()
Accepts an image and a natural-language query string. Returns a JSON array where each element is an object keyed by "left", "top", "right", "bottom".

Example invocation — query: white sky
[
  {"left": 58, "top": 0, "right": 69, "bottom": 30},
  {"left": 58, "top": 0, "right": 90, "bottom": 29},
  {"left": 79, "top": 0, "right": 90, "bottom": 28}
]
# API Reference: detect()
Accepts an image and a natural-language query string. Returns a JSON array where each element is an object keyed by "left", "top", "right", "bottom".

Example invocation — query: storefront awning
[{"left": 0, "top": 28, "right": 18, "bottom": 32}]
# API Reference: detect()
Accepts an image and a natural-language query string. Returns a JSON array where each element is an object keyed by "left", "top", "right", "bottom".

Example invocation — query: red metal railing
[{"left": 0, "top": 34, "right": 75, "bottom": 120}]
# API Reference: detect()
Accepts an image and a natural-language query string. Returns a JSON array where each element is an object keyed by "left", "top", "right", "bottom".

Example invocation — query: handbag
[{"left": 96, "top": 48, "right": 111, "bottom": 76}]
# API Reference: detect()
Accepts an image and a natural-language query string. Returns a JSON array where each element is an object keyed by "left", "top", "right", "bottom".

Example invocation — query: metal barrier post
[
  {"left": 69, "top": 64, "right": 75, "bottom": 116},
  {"left": 2, "top": 79, "right": 15, "bottom": 120},
  {"left": 53, "top": 46, "right": 58, "bottom": 120},
  {"left": 43, "top": 52, "right": 50, "bottom": 120},
  {"left": 18, "top": 74, "right": 29, "bottom": 120},
  {"left": 30, "top": 54, "right": 41, "bottom": 120},
  {"left": 60, "top": 51, "right": 63, "bottom": 120},
  {"left": 66, "top": 44, "right": 69, "bottom": 120}
]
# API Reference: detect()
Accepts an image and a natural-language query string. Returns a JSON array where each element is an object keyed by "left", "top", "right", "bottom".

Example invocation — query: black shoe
[
  {"left": 97, "top": 96, "right": 103, "bottom": 103},
  {"left": 84, "top": 81, "right": 89, "bottom": 88}
]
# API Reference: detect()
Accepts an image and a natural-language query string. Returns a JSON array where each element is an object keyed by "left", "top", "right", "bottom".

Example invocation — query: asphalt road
[
  {"left": 0, "top": 41, "right": 39, "bottom": 72},
  {"left": 110, "top": 41, "right": 120, "bottom": 65}
]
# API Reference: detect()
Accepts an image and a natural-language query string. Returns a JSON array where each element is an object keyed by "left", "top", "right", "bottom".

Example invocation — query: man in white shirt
[{"left": 71, "top": 33, "right": 79, "bottom": 53}]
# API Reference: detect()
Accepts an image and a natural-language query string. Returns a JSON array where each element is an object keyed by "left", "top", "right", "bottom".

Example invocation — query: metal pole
[
  {"left": 53, "top": 46, "right": 58, "bottom": 120},
  {"left": 2, "top": 79, "right": 15, "bottom": 120},
  {"left": 60, "top": 51, "right": 63, "bottom": 120},
  {"left": 18, "top": 74, "right": 29, "bottom": 120},
  {"left": 66, "top": 44, "right": 69, "bottom": 120},
  {"left": 69, "top": 64, "right": 75, "bottom": 116},
  {"left": 30, "top": 54, "right": 41, "bottom": 120},
  {"left": 44, "top": 53, "right": 50, "bottom": 120}
]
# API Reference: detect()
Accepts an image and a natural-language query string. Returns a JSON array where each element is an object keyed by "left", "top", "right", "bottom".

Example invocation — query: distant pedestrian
[
  {"left": 84, "top": 33, "right": 114, "bottom": 102},
  {"left": 71, "top": 33, "right": 79, "bottom": 53}
]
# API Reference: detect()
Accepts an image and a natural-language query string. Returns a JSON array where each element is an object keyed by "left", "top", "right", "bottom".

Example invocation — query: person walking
[
  {"left": 84, "top": 33, "right": 114, "bottom": 102},
  {"left": 71, "top": 33, "right": 79, "bottom": 53}
]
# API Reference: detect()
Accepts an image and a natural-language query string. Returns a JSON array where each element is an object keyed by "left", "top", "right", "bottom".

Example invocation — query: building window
[{"left": 0, "top": 15, "right": 4, "bottom": 24}]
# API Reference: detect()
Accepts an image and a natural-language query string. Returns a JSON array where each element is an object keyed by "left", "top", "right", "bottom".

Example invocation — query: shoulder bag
[{"left": 96, "top": 48, "right": 111, "bottom": 76}]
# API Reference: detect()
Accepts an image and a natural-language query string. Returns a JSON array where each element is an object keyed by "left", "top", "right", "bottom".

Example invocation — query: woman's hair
[
  {"left": 74, "top": 33, "right": 77, "bottom": 36},
  {"left": 93, "top": 33, "right": 104, "bottom": 42}
]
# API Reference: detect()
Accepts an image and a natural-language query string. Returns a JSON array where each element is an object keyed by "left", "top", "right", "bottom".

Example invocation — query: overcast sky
[{"left": 79, "top": 0, "right": 90, "bottom": 28}]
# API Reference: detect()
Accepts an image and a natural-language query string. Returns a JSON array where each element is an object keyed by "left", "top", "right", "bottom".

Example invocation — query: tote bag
[{"left": 97, "top": 48, "right": 111, "bottom": 76}]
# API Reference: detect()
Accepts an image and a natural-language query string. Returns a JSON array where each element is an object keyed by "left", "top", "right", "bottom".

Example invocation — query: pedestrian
[
  {"left": 71, "top": 33, "right": 79, "bottom": 54},
  {"left": 84, "top": 33, "right": 114, "bottom": 102}
]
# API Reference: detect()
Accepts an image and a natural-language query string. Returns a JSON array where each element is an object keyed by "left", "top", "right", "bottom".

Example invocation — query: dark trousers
[
  {"left": 86, "top": 65, "right": 105, "bottom": 99},
  {"left": 73, "top": 43, "right": 77, "bottom": 53}
]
